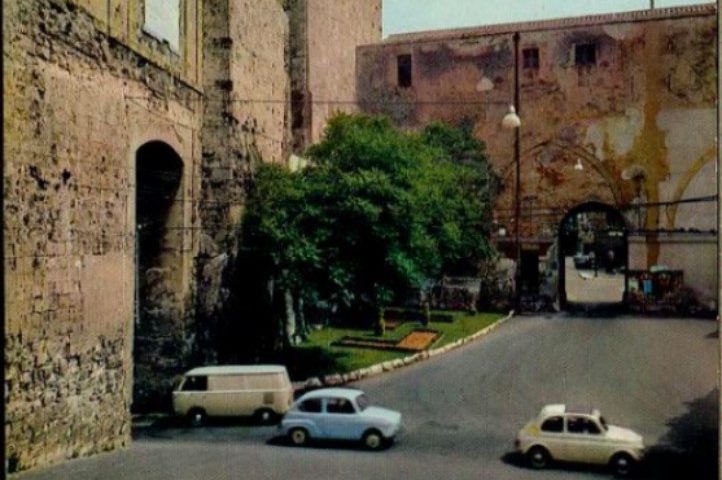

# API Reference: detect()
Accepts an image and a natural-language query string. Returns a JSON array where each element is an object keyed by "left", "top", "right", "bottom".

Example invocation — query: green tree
[{"left": 237, "top": 114, "right": 497, "bottom": 348}]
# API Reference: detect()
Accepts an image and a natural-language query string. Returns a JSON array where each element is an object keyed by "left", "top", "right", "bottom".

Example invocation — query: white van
[{"left": 172, "top": 365, "right": 294, "bottom": 425}]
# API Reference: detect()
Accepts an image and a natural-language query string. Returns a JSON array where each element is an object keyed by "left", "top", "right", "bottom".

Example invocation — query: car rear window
[
  {"left": 355, "top": 394, "right": 369, "bottom": 412},
  {"left": 566, "top": 415, "right": 601, "bottom": 434},
  {"left": 326, "top": 398, "right": 355, "bottom": 414},
  {"left": 541, "top": 416, "right": 563, "bottom": 432}
]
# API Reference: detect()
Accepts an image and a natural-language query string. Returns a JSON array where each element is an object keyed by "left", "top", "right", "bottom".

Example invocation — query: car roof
[
  {"left": 184, "top": 365, "right": 287, "bottom": 376},
  {"left": 539, "top": 404, "right": 566, "bottom": 419},
  {"left": 297, "top": 387, "right": 364, "bottom": 401},
  {"left": 539, "top": 404, "right": 599, "bottom": 419}
]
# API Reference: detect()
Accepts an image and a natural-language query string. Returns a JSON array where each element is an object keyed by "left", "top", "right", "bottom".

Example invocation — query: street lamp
[
  {"left": 501, "top": 31, "right": 521, "bottom": 312},
  {"left": 502, "top": 105, "right": 521, "bottom": 129}
]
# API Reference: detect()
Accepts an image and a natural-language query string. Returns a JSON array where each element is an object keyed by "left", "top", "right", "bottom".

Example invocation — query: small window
[
  {"left": 298, "top": 398, "right": 322, "bottom": 413},
  {"left": 566, "top": 416, "right": 601, "bottom": 434},
  {"left": 523, "top": 48, "right": 540, "bottom": 69},
  {"left": 541, "top": 416, "right": 564, "bottom": 432},
  {"left": 575, "top": 43, "right": 596, "bottom": 66},
  {"left": 143, "top": 0, "right": 181, "bottom": 52},
  {"left": 397, "top": 54, "right": 412, "bottom": 88},
  {"left": 326, "top": 398, "right": 356, "bottom": 414},
  {"left": 181, "top": 376, "right": 207, "bottom": 392}
]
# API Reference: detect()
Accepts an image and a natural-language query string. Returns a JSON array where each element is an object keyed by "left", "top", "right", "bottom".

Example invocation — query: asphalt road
[{"left": 14, "top": 315, "right": 719, "bottom": 480}]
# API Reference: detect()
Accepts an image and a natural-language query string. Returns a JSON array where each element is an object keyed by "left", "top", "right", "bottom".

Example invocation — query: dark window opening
[
  {"left": 181, "top": 376, "right": 208, "bottom": 392},
  {"left": 397, "top": 54, "right": 412, "bottom": 88},
  {"left": 299, "top": 398, "right": 322, "bottom": 413},
  {"left": 575, "top": 43, "right": 596, "bottom": 66},
  {"left": 326, "top": 398, "right": 356, "bottom": 414},
  {"left": 566, "top": 416, "right": 601, "bottom": 435},
  {"left": 523, "top": 48, "right": 540, "bottom": 69},
  {"left": 541, "top": 416, "right": 564, "bottom": 432}
]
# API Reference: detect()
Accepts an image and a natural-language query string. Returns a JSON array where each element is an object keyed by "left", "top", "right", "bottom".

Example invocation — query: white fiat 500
[
  {"left": 280, "top": 387, "right": 401, "bottom": 450},
  {"left": 516, "top": 404, "right": 645, "bottom": 476}
]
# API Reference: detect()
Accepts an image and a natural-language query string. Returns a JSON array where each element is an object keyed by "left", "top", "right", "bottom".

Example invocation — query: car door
[
  {"left": 563, "top": 415, "right": 607, "bottom": 464},
  {"left": 322, "top": 397, "right": 363, "bottom": 440},
  {"left": 537, "top": 416, "right": 567, "bottom": 460},
  {"left": 293, "top": 397, "right": 323, "bottom": 436}
]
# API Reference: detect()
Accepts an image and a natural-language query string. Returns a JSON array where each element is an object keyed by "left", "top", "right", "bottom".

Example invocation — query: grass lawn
[{"left": 284, "top": 311, "right": 505, "bottom": 381}]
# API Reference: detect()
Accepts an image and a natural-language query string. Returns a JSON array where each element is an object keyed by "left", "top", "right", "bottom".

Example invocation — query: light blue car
[{"left": 279, "top": 387, "right": 401, "bottom": 450}]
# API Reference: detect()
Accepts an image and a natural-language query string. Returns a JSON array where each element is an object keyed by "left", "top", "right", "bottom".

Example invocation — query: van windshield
[{"left": 355, "top": 394, "right": 369, "bottom": 411}]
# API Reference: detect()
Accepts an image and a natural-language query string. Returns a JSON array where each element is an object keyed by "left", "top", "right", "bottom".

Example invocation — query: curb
[{"left": 299, "top": 310, "right": 515, "bottom": 391}]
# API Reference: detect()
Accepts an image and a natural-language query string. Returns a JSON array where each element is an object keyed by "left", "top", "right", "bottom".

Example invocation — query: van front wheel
[
  {"left": 187, "top": 408, "right": 207, "bottom": 427},
  {"left": 254, "top": 408, "right": 276, "bottom": 425}
]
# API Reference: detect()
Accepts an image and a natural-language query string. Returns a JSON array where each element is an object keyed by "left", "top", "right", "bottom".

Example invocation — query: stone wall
[
  {"left": 4, "top": 0, "right": 203, "bottom": 471},
  {"left": 357, "top": 5, "right": 717, "bottom": 306},
  {"left": 196, "top": 0, "right": 290, "bottom": 347},
  {"left": 5, "top": 0, "right": 384, "bottom": 472},
  {"left": 290, "top": 0, "right": 382, "bottom": 150}
]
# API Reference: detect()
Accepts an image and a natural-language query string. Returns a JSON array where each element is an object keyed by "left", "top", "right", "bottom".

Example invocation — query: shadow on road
[
  {"left": 267, "top": 435, "right": 394, "bottom": 452},
  {"left": 501, "top": 452, "right": 612, "bottom": 477},
  {"left": 501, "top": 390, "right": 718, "bottom": 479},
  {"left": 635, "top": 388, "right": 719, "bottom": 480},
  {"left": 132, "top": 414, "right": 280, "bottom": 438}
]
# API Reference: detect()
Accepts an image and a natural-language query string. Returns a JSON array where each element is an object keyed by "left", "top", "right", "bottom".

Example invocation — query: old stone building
[
  {"left": 288, "top": 0, "right": 382, "bottom": 150},
  {"left": 357, "top": 4, "right": 718, "bottom": 310},
  {"left": 4, "top": 0, "right": 380, "bottom": 472}
]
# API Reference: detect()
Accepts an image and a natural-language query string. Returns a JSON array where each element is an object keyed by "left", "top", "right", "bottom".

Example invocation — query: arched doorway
[
  {"left": 134, "top": 141, "right": 184, "bottom": 412},
  {"left": 558, "top": 202, "right": 628, "bottom": 311}
]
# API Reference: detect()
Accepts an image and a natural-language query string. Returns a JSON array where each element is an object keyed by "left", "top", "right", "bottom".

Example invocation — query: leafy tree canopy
[{"left": 240, "top": 114, "right": 497, "bottom": 326}]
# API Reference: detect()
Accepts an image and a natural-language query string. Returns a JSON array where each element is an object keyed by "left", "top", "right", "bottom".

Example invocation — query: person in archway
[{"left": 606, "top": 249, "right": 615, "bottom": 274}]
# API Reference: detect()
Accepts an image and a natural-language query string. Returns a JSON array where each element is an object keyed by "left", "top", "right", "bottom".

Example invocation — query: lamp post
[{"left": 502, "top": 31, "right": 522, "bottom": 311}]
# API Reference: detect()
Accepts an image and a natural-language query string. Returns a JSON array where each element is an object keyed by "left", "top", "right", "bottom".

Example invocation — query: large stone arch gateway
[{"left": 557, "top": 202, "right": 629, "bottom": 312}]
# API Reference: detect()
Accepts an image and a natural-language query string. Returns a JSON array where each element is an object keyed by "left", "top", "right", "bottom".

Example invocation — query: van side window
[
  {"left": 181, "top": 376, "right": 208, "bottom": 391},
  {"left": 326, "top": 398, "right": 356, "bottom": 414},
  {"left": 298, "top": 398, "right": 322, "bottom": 413}
]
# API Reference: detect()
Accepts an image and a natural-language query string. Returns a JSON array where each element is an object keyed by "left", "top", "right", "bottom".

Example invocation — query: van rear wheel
[
  {"left": 254, "top": 408, "right": 276, "bottom": 425},
  {"left": 187, "top": 408, "right": 207, "bottom": 427}
]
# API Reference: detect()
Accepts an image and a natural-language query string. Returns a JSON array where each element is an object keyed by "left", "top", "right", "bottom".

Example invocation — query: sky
[{"left": 383, "top": 0, "right": 715, "bottom": 37}]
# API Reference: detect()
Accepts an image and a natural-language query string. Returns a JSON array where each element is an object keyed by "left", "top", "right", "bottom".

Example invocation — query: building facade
[
  {"left": 4, "top": 0, "right": 380, "bottom": 472},
  {"left": 357, "top": 4, "right": 718, "bottom": 310}
]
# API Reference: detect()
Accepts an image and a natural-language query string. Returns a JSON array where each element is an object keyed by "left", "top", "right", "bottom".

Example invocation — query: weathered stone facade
[
  {"left": 289, "top": 0, "right": 382, "bottom": 150},
  {"left": 357, "top": 4, "right": 718, "bottom": 307},
  {"left": 4, "top": 0, "right": 381, "bottom": 473},
  {"left": 196, "top": 0, "right": 291, "bottom": 341}
]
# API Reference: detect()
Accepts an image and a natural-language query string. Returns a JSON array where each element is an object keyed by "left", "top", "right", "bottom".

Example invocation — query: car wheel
[
  {"left": 187, "top": 408, "right": 207, "bottom": 427},
  {"left": 610, "top": 452, "right": 635, "bottom": 477},
  {"left": 289, "top": 428, "right": 309, "bottom": 446},
  {"left": 362, "top": 430, "right": 384, "bottom": 451},
  {"left": 254, "top": 408, "right": 276, "bottom": 425},
  {"left": 527, "top": 446, "right": 551, "bottom": 469}
]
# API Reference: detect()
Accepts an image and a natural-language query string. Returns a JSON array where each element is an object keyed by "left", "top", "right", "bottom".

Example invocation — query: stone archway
[
  {"left": 133, "top": 141, "right": 184, "bottom": 412},
  {"left": 558, "top": 202, "right": 629, "bottom": 311}
]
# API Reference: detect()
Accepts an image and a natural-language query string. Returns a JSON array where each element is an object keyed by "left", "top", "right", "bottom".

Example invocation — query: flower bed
[
  {"left": 333, "top": 328, "right": 441, "bottom": 352},
  {"left": 396, "top": 329, "right": 440, "bottom": 350}
]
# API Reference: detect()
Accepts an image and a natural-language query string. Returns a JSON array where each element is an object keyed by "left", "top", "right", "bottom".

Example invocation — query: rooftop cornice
[{"left": 381, "top": 3, "right": 716, "bottom": 46}]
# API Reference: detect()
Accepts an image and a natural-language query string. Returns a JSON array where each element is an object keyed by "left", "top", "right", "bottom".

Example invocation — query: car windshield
[
  {"left": 355, "top": 393, "right": 370, "bottom": 411},
  {"left": 599, "top": 416, "right": 609, "bottom": 431}
]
